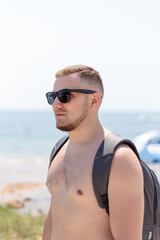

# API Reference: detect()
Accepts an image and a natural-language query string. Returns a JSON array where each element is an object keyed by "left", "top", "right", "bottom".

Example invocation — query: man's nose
[{"left": 52, "top": 96, "right": 63, "bottom": 110}]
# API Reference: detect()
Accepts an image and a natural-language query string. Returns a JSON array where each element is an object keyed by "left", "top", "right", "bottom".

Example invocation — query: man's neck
[{"left": 67, "top": 118, "right": 109, "bottom": 146}]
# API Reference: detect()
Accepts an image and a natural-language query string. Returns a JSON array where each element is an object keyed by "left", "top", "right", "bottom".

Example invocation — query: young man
[{"left": 42, "top": 65, "right": 144, "bottom": 240}]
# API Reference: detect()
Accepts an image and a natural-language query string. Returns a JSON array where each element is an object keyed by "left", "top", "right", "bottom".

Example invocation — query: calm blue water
[{"left": 0, "top": 111, "right": 160, "bottom": 159}]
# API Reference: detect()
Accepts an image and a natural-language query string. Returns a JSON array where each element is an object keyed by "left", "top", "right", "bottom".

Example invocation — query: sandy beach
[{"left": 0, "top": 157, "right": 50, "bottom": 215}]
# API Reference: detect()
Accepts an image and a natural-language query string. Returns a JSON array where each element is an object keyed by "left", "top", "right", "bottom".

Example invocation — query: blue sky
[{"left": 0, "top": 0, "right": 160, "bottom": 112}]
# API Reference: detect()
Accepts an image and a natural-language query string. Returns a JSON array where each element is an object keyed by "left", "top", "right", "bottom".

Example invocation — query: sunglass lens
[
  {"left": 46, "top": 93, "right": 55, "bottom": 105},
  {"left": 58, "top": 91, "right": 70, "bottom": 103}
]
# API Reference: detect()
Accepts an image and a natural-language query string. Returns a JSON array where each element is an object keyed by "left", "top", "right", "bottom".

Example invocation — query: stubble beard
[{"left": 56, "top": 97, "right": 89, "bottom": 132}]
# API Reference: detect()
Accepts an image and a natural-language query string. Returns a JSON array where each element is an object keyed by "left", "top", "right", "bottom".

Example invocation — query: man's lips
[{"left": 55, "top": 112, "right": 66, "bottom": 117}]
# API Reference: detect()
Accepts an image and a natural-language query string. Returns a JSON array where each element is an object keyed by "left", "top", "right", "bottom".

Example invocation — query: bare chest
[{"left": 46, "top": 145, "right": 96, "bottom": 199}]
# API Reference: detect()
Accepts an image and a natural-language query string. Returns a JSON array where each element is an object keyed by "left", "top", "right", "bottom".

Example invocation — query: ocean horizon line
[{"left": 0, "top": 109, "right": 160, "bottom": 114}]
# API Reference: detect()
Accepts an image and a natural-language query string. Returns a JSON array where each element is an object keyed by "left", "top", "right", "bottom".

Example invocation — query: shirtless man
[{"left": 42, "top": 65, "right": 144, "bottom": 240}]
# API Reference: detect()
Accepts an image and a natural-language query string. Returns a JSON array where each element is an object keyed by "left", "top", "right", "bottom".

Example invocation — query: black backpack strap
[
  {"left": 92, "top": 133, "right": 140, "bottom": 214},
  {"left": 49, "top": 135, "right": 69, "bottom": 168}
]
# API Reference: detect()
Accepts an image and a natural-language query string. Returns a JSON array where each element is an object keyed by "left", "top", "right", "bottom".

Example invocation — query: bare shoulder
[
  {"left": 108, "top": 144, "right": 144, "bottom": 240},
  {"left": 111, "top": 143, "right": 143, "bottom": 178}
]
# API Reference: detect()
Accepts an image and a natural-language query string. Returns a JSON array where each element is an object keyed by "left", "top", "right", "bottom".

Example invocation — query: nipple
[{"left": 77, "top": 189, "right": 83, "bottom": 195}]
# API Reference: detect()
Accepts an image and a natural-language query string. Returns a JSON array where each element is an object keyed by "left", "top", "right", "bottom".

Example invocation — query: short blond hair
[{"left": 56, "top": 65, "right": 104, "bottom": 96}]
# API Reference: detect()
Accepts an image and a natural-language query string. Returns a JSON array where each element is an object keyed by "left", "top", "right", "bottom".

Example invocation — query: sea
[{"left": 1, "top": 111, "right": 160, "bottom": 160}]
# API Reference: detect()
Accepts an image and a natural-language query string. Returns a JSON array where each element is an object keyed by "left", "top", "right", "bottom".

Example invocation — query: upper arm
[
  {"left": 42, "top": 198, "right": 53, "bottom": 240},
  {"left": 108, "top": 144, "right": 144, "bottom": 240}
]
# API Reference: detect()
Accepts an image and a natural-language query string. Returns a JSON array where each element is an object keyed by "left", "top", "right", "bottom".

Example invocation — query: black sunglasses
[{"left": 46, "top": 89, "right": 96, "bottom": 105}]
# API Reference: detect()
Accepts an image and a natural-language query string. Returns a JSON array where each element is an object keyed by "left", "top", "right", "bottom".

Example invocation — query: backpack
[{"left": 49, "top": 133, "right": 160, "bottom": 240}]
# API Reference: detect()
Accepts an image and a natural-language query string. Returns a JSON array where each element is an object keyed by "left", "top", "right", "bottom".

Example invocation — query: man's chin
[
  {"left": 56, "top": 125, "right": 67, "bottom": 132},
  {"left": 56, "top": 124, "right": 75, "bottom": 132}
]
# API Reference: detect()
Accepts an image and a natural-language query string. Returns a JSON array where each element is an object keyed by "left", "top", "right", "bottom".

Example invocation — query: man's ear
[{"left": 90, "top": 93, "right": 102, "bottom": 110}]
